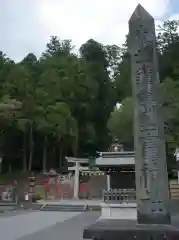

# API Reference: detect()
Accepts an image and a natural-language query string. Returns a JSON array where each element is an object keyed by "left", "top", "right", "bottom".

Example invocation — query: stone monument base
[
  {"left": 100, "top": 202, "right": 136, "bottom": 219},
  {"left": 138, "top": 211, "right": 171, "bottom": 224},
  {"left": 83, "top": 219, "right": 179, "bottom": 240}
]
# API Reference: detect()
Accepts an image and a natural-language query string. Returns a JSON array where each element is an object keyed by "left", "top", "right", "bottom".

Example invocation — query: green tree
[
  {"left": 80, "top": 39, "right": 116, "bottom": 150},
  {"left": 157, "top": 20, "right": 179, "bottom": 81},
  {"left": 107, "top": 97, "right": 133, "bottom": 148},
  {"left": 0, "top": 95, "right": 22, "bottom": 172}
]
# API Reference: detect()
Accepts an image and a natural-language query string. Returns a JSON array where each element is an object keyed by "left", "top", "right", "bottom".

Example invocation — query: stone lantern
[
  {"left": 109, "top": 138, "right": 124, "bottom": 152},
  {"left": 28, "top": 172, "right": 36, "bottom": 202}
]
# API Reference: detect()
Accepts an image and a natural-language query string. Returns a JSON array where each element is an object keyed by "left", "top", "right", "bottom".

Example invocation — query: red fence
[{"left": 42, "top": 180, "right": 74, "bottom": 199}]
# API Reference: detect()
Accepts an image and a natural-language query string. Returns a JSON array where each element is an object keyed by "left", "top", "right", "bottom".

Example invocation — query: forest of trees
[
  {"left": 0, "top": 20, "right": 178, "bottom": 173},
  {"left": 108, "top": 20, "right": 179, "bottom": 172}
]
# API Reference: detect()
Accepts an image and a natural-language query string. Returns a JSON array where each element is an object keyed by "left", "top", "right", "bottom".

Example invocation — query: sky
[{"left": 0, "top": 0, "right": 179, "bottom": 62}]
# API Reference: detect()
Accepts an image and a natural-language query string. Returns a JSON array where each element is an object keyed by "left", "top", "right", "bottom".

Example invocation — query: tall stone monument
[
  {"left": 83, "top": 5, "right": 179, "bottom": 239},
  {"left": 129, "top": 4, "right": 170, "bottom": 224}
]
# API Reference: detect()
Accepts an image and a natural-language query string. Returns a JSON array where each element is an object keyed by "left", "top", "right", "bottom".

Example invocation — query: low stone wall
[
  {"left": 100, "top": 202, "right": 137, "bottom": 219},
  {"left": 169, "top": 180, "right": 179, "bottom": 200}
]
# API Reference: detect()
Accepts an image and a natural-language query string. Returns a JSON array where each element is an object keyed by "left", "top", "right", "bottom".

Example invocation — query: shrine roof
[
  {"left": 96, "top": 154, "right": 135, "bottom": 166},
  {"left": 65, "top": 157, "right": 88, "bottom": 163},
  {"left": 97, "top": 151, "right": 135, "bottom": 158}
]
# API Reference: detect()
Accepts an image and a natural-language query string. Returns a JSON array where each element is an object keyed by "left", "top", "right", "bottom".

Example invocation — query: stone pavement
[
  {"left": 38, "top": 199, "right": 101, "bottom": 206},
  {"left": 0, "top": 210, "right": 99, "bottom": 240}
]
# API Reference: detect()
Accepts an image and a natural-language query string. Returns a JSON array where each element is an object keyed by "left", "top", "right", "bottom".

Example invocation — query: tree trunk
[
  {"left": 28, "top": 123, "right": 33, "bottom": 171},
  {"left": 52, "top": 144, "right": 56, "bottom": 169},
  {"left": 59, "top": 141, "right": 63, "bottom": 170},
  {"left": 42, "top": 135, "right": 47, "bottom": 173},
  {"left": 72, "top": 133, "right": 78, "bottom": 157},
  {"left": 8, "top": 161, "right": 12, "bottom": 173},
  {"left": 23, "top": 131, "right": 27, "bottom": 172}
]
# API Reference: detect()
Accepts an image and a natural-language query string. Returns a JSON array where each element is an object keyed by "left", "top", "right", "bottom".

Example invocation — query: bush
[{"left": 35, "top": 193, "right": 42, "bottom": 201}]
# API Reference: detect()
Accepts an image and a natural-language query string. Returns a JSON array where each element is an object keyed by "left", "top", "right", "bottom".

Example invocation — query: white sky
[
  {"left": 0, "top": 0, "right": 174, "bottom": 61},
  {"left": 116, "top": 103, "right": 122, "bottom": 109}
]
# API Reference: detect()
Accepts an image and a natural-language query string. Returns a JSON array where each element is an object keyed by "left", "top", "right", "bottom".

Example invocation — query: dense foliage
[
  {"left": 108, "top": 20, "right": 179, "bottom": 171},
  {"left": 1, "top": 20, "right": 179, "bottom": 173},
  {"left": 0, "top": 37, "right": 119, "bottom": 173}
]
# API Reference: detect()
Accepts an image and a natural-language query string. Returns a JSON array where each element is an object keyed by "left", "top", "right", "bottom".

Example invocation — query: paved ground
[
  {"left": 0, "top": 210, "right": 99, "bottom": 240},
  {"left": 0, "top": 209, "right": 33, "bottom": 218},
  {"left": 38, "top": 199, "right": 101, "bottom": 206},
  {"left": 2, "top": 199, "right": 179, "bottom": 240}
]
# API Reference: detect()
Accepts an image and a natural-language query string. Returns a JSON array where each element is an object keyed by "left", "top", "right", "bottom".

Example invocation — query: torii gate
[{"left": 65, "top": 157, "right": 89, "bottom": 199}]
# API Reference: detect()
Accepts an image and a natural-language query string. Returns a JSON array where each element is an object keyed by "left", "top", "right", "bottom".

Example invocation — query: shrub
[{"left": 35, "top": 193, "right": 42, "bottom": 201}]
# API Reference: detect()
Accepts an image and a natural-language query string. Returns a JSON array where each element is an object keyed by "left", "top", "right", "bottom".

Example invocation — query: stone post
[
  {"left": 129, "top": 4, "right": 170, "bottom": 224},
  {"left": 28, "top": 174, "right": 36, "bottom": 202},
  {"left": 106, "top": 174, "right": 111, "bottom": 190},
  {"left": 74, "top": 161, "right": 80, "bottom": 199}
]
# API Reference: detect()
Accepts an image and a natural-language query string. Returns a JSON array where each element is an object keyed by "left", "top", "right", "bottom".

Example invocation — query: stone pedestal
[
  {"left": 83, "top": 219, "right": 179, "bottom": 240},
  {"left": 137, "top": 212, "right": 171, "bottom": 225},
  {"left": 100, "top": 202, "right": 137, "bottom": 219}
]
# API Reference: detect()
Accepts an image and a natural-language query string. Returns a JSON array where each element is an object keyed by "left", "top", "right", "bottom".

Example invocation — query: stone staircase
[
  {"left": 170, "top": 180, "right": 179, "bottom": 200},
  {"left": 0, "top": 201, "right": 17, "bottom": 206},
  {"left": 40, "top": 203, "right": 100, "bottom": 212},
  {"left": 40, "top": 204, "right": 87, "bottom": 212},
  {"left": 0, "top": 201, "right": 19, "bottom": 212}
]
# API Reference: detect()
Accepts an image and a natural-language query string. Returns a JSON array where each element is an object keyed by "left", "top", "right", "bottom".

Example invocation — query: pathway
[
  {"left": 38, "top": 199, "right": 101, "bottom": 206},
  {"left": 0, "top": 210, "right": 99, "bottom": 240}
]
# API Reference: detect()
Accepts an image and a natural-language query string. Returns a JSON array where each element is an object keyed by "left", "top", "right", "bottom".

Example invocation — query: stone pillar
[
  {"left": 28, "top": 175, "right": 36, "bottom": 197},
  {"left": 83, "top": 4, "right": 179, "bottom": 240},
  {"left": 129, "top": 4, "right": 170, "bottom": 224},
  {"left": 106, "top": 174, "right": 111, "bottom": 190},
  {"left": 74, "top": 162, "right": 80, "bottom": 199},
  {"left": 175, "top": 150, "right": 179, "bottom": 183}
]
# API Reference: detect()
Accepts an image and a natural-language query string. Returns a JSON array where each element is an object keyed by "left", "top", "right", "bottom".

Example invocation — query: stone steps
[
  {"left": 0, "top": 201, "right": 17, "bottom": 206},
  {"left": 40, "top": 204, "right": 87, "bottom": 212},
  {"left": 0, "top": 201, "right": 19, "bottom": 213},
  {"left": 40, "top": 203, "right": 101, "bottom": 212}
]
